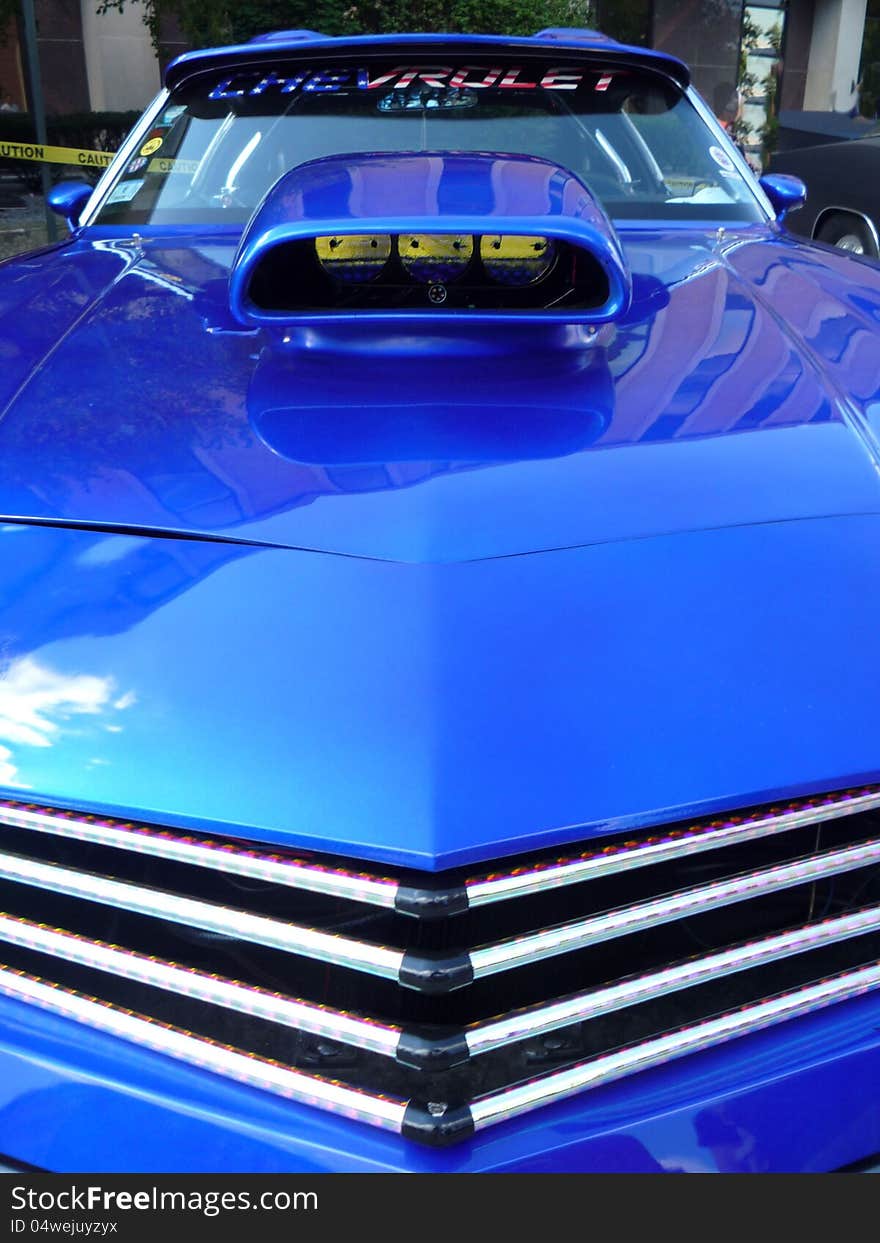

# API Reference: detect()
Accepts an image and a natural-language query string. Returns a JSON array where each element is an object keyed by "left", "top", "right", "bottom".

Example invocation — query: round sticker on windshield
[
  {"left": 140, "top": 136, "right": 163, "bottom": 156},
  {"left": 709, "top": 145, "right": 736, "bottom": 173}
]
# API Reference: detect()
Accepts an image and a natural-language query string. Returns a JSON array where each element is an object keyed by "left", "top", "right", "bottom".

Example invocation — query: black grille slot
[{"left": 0, "top": 786, "right": 878, "bottom": 1144}]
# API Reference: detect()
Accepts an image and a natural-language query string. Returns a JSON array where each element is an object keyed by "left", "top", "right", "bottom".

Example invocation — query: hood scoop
[{"left": 229, "top": 152, "right": 632, "bottom": 329}]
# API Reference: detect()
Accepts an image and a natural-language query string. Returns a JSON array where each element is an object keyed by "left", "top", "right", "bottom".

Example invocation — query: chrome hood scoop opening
[{"left": 228, "top": 152, "right": 632, "bottom": 329}]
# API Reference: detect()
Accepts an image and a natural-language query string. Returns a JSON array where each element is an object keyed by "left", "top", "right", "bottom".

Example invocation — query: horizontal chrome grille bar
[
  {"left": 470, "top": 959, "right": 880, "bottom": 1131},
  {"left": 0, "top": 800, "right": 398, "bottom": 909},
  {"left": 470, "top": 837, "right": 880, "bottom": 978},
  {"left": 0, "top": 911, "right": 402, "bottom": 1058},
  {"left": 2, "top": 785, "right": 877, "bottom": 920},
  {"left": 465, "top": 786, "right": 880, "bottom": 906},
  {"left": 466, "top": 903, "right": 880, "bottom": 1055},
  {"left": 0, "top": 964, "right": 407, "bottom": 1132},
  {"left": 4, "top": 956, "right": 876, "bottom": 1145},
  {"left": 7, "top": 904, "right": 877, "bottom": 1071},
  {"left": 0, "top": 853, "right": 404, "bottom": 980}
]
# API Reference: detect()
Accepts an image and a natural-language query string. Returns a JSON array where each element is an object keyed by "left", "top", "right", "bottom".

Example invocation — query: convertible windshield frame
[
  {"left": 79, "top": 62, "right": 774, "bottom": 231},
  {"left": 80, "top": 88, "right": 170, "bottom": 228}
]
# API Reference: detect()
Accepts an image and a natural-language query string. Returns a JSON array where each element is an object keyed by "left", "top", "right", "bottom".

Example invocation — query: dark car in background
[{"left": 772, "top": 110, "right": 880, "bottom": 257}]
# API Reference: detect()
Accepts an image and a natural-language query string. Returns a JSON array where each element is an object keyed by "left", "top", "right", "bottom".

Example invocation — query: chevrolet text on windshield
[{"left": 208, "top": 64, "right": 613, "bottom": 97}]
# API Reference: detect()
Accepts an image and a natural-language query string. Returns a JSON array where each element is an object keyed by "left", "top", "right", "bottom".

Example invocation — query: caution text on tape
[
  {"left": 0, "top": 141, "right": 201, "bottom": 178},
  {"left": 145, "top": 157, "right": 200, "bottom": 174},
  {"left": 0, "top": 141, "right": 115, "bottom": 168}
]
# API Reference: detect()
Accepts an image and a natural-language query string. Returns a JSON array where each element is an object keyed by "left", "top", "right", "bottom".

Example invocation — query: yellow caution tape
[
  {"left": 146, "top": 157, "right": 200, "bottom": 174},
  {"left": 0, "top": 141, "right": 201, "bottom": 177},
  {"left": 0, "top": 141, "right": 115, "bottom": 168}
]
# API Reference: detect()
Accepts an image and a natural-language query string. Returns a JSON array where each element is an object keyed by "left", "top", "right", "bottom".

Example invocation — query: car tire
[{"left": 815, "top": 212, "right": 879, "bottom": 257}]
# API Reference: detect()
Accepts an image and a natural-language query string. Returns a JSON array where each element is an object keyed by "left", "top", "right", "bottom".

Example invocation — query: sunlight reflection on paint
[{"left": 0, "top": 656, "right": 133, "bottom": 787}]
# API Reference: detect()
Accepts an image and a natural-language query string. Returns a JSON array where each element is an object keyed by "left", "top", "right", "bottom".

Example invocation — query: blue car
[{"left": 1, "top": 26, "right": 879, "bottom": 1174}]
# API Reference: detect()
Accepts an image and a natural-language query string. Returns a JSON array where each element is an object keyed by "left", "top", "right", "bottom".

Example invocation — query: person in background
[
  {"left": 713, "top": 81, "right": 742, "bottom": 134},
  {"left": 712, "top": 79, "right": 762, "bottom": 173}
]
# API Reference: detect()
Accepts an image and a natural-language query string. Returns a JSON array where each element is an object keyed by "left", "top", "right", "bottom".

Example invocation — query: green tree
[
  {"left": 97, "top": 0, "right": 599, "bottom": 51},
  {"left": 2, "top": 0, "right": 652, "bottom": 54}
]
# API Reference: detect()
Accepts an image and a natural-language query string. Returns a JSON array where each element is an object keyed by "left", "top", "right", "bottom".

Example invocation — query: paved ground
[{"left": 0, "top": 171, "right": 55, "bottom": 259}]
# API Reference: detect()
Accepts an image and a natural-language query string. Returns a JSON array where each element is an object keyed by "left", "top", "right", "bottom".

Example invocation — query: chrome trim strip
[
  {"left": 466, "top": 904, "right": 880, "bottom": 1056},
  {"left": 0, "top": 965, "right": 407, "bottom": 1131},
  {"left": 0, "top": 853, "right": 404, "bottom": 980},
  {"left": 0, "top": 912, "right": 402, "bottom": 1058},
  {"left": 470, "top": 959, "right": 880, "bottom": 1130},
  {"left": 465, "top": 787, "right": 880, "bottom": 906},
  {"left": 0, "top": 801, "right": 399, "bottom": 909},
  {"left": 470, "top": 837, "right": 880, "bottom": 978},
  {"left": 5, "top": 785, "right": 877, "bottom": 917}
]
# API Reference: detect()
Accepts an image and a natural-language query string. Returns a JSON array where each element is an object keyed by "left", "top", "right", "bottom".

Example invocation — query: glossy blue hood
[
  {"left": 1, "top": 514, "right": 880, "bottom": 870},
  {"left": 0, "top": 226, "right": 879, "bottom": 564},
  {"left": 0, "top": 225, "right": 879, "bottom": 867}
]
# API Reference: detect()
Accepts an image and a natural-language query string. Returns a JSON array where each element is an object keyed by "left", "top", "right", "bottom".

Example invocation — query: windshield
[{"left": 93, "top": 58, "right": 764, "bottom": 226}]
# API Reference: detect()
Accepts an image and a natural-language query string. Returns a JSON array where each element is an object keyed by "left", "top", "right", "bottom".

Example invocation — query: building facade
[{"left": 0, "top": 1, "right": 185, "bottom": 115}]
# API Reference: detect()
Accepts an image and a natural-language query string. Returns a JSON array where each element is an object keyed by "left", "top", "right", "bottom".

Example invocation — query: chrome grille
[{"left": 0, "top": 785, "right": 879, "bottom": 1145}]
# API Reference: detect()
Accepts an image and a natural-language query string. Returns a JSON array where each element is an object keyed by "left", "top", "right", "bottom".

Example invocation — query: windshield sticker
[
  {"left": 709, "top": 144, "right": 736, "bottom": 173},
  {"left": 207, "top": 65, "right": 595, "bottom": 100},
  {"left": 140, "top": 136, "right": 164, "bottom": 156},
  {"left": 106, "top": 178, "right": 144, "bottom": 204},
  {"left": 595, "top": 74, "right": 614, "bottom": 91}
]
